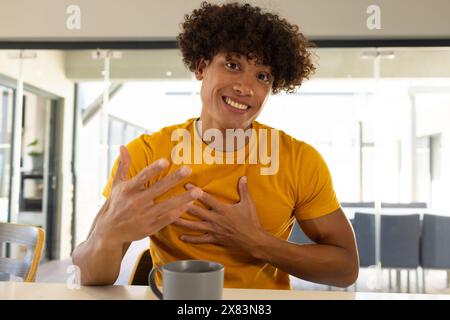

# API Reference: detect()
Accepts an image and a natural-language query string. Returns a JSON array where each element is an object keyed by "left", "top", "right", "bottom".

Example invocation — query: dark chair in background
[
  {"left": 128, "top": 248, "right": 153, "bottom": 286},
  {"left": 420, "top": 214, "right": 450, "bottom": 293},
  {"left": 353, "top": 212, "right": 421, "bottom": 292},
  {"left": 353, "top": 212, "right": 376, "bottom": 268},
  {"left": 288, "top": 221, "right": 315, "bottom": 245},
  {"left": 353, "top": 212, "right": 377, "bottom": 291},
  {"left": 380, "top": 214, "right": 421, "bottom": 293}
]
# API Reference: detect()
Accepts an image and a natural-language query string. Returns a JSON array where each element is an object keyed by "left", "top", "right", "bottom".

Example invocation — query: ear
[{"left": 195, "top": 58, "right": 209, "bottom": 80}]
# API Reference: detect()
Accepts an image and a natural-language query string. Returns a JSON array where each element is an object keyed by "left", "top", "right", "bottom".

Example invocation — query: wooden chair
[
  {"left": 128, "top": 248, "right": 153, "bottom": 286},
  {"left": 0, "top": 222, "right": 45, "bottom": 282}
]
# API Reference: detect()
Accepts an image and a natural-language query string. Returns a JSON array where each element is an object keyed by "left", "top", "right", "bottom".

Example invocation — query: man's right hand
[{"left": 93, "top": 145, "right": 202, "bottom": 246}]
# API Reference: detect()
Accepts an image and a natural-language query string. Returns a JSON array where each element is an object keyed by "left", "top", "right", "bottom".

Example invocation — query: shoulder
[
  {"left": 253, "top": 121, "right": 327, "bottom": 170},
  {"left": 253, "top": 120, "right": 311, "bottom": 153},
  {"left": 122, "top": 118, "right": 196, "bottom": 164},
  {"left": 136, "top": 118, "right": 196, "bottom": 148}
]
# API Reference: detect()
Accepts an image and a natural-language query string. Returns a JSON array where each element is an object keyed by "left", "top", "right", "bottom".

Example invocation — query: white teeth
[{"left": 225, "top": 97, "right": 249, "bottom": 110}]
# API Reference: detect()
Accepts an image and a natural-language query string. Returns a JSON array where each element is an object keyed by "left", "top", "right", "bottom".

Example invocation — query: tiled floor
[{"left": 35, "top": 257, "right": 450, "bottom": 295}]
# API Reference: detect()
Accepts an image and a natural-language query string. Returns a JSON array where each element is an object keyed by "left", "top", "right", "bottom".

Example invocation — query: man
[{"left": 72, "top": 1, "right": 359, "bottom": 289}]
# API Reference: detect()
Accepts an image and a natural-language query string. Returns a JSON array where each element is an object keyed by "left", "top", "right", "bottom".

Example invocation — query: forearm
[
  {"left": 251, "top": 231, "right": 359, "bottom": 288},
  {"left": 72, "top": 231, "right": 124, "bottom": 286}
]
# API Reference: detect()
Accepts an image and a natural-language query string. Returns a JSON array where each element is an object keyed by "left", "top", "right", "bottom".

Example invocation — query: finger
[
  {"left": 173, "top": 218, "right": 212, "bottom": 232},
  {"left": 126, "top": 158, "right": 169, "bottom": 192},
  {"left": 149, "top": 188, "right": 203, "bottom": 218},
  {"left": 179, "top": 233, "right": 217, "bottom": 244},
  {"left": 112, "top": 146, "right": 131, "bottom": 187},
  {"left": 238, "top": 176, "right": 250, "bottom": 203},
  {"left": 186, "top": 204, "right": 216, "bottom": 221},
  {"left": 150, "top": 205, "right": 189, "bottom": 233},
  {"left": 185, "top": 183, "right": 210, "bottom": 209},
  {"left": 145, "top": 166, "right": 192, "bottom": 199},
  {"left": 185, "top": 184, "right": 226, "bottom": 212},
  {"left": 133, "top": 193, "right": 155, "bottom": 210}
]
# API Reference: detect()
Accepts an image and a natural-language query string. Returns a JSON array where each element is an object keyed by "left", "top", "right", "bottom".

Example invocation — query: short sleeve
[
  {"left": 102, "top": 134, "right": 153, "bottom": 198},
  {"left": 294, "top": 143, "right": 340, "bottom": 220}
]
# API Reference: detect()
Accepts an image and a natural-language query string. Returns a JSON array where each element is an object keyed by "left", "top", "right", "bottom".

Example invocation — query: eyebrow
[{"left": 225, "top": 53, "right": 270, "bottom": 70}]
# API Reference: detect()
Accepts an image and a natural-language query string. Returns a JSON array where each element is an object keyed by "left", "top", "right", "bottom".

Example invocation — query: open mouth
[{"left": 222, "top": 96, "right": 250, "bottom": 112}]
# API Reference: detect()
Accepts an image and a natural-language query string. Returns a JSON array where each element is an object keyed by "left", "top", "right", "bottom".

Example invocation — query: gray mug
[{"left": 148, "top": 260, "right": 224, "bottom": 300}]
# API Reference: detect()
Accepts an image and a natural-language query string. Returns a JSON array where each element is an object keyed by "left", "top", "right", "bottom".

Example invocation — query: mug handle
[{"left": 148, "top": 267, "right": 163, "bottom": 300}]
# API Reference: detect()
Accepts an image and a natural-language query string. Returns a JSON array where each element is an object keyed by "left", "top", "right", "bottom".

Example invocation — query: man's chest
[{"left": 154, "top": 163, "right": 296, "bottom": 233}]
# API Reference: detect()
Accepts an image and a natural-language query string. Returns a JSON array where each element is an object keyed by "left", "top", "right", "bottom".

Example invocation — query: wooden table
[{"left": 1, "top": 282, "right": 449, "bottom": 300}]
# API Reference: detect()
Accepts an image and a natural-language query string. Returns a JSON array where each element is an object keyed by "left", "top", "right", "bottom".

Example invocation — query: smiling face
[{"left": 195, "top": 52, "right": 273, "bottom": 132}]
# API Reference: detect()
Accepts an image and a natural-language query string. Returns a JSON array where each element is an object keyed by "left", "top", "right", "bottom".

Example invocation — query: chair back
[
  {"left": 380, "top": 214, "right": 421, "bottom": 268},
  {"left": 128, "top": 249, "right": 153, "bottom": 285},
  {"left": 353, "top": 212, "right": 376, "bottom": 267},
  {"left": 0, "top": 223, "right": 45, "bottom": 282},
  {"left": 288, "top": 222, "right": 315, "bottom": 244},
  {"left": 420, "top": 214, "right": 450, "bottom": 269}
]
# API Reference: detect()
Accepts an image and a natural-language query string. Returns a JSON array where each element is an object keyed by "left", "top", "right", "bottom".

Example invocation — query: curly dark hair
[{"left": 176, "top": 1, "right": 316, "bottom": 94}]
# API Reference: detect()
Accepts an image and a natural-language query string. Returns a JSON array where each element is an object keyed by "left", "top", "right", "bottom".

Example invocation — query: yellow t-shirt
[{"left": 103, "top": 118, "right": 340, "bottom": 289}]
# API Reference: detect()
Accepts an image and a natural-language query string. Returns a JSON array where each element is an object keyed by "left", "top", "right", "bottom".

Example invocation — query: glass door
[
  {"left": 0, "top": 75, "right": 64, "bottom": 261},
  {"left": 0, "top": 85, "right": 13, "bottom": 224},
  {"left": 0, "top": 85, "right": 13, "bottom": 262},
  {"left": 17, "top": 91, "right": 63, "bottom": 261}
]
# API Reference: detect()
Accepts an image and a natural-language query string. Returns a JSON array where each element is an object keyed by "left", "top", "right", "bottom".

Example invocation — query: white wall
[
  {"left": 0, "top": 50, "right": 75, "bottom": 259},
  {"left": 416, "top": 92, "right": 450, "bottom": 211},
  {"left": 22, "top": 93, "right": 46, "bottom": 172},
  {"left": 75, "top": 114, "right": 104, "bottom": 244}
]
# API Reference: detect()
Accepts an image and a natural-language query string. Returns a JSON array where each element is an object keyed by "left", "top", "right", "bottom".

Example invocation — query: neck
[{"left": 197, "top": 113, "right": 252, "bottom": 152}]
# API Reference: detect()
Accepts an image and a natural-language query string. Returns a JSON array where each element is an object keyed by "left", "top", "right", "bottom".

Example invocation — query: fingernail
[
  {"left": 180, "top": 236, "right": 185, "bottom": 241},
  {"left": 185, "top": 183, "right": 194, "bottom": 189},
  {"left": 179, "top": 166, "right": 192, "bottom": 176},
  {"left": 241, "top": 176, "right": 247, "bottom": 183},
  {"left": 190, "top": 188, "right": 203, "bottom": 198},
  {"left": 157, "top": 158, "right": 168, "bottom": 167}
]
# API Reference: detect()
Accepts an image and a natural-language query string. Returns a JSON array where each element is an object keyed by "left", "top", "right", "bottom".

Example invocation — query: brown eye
[
  {"left": 257, "top": 72, "right": 271, "bottom": 83},
  {"left": 225, "top": 62, "right": 239, "bottom": 70}
]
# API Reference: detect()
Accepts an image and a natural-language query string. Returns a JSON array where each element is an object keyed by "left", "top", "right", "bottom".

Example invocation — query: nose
[{"left": 232, "top": 77, "right": 254, "bottom": 96}]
